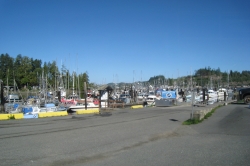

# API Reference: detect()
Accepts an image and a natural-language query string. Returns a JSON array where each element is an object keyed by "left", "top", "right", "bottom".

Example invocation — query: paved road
[{"left": 0, "top": 102, "right": 249, "bottom": 166}]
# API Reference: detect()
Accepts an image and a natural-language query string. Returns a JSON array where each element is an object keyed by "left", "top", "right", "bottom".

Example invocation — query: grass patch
[
  {"left": 236, "top": 100, "right": 244, "bottom": 104},
  {"left": 204, "top": 112, "right": 212, "bottom": 119},
  {"left": 8, "top": 114, "right": 15, "bottom": 120},
  {"left": 182, "top": 105, "right": 223, "bottom": 125},
  {"left": 182, "top": 118, "right": 202, "bottom": 125}
]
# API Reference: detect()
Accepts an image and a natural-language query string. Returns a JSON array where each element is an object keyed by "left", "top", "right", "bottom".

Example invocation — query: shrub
[
  {"left": 182, "top": 118, "right": 201, "bottom": 125},
  {"left": 8, "top": 114, "right": 15, "bottom": 120},
  {"left": 183, "top": 104, "right": 223, "bottom": 125}
]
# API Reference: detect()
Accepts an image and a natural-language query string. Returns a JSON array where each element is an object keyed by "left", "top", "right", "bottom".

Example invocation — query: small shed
[{"left": 98, "top": 85, "right": 113, "bottom": 108}]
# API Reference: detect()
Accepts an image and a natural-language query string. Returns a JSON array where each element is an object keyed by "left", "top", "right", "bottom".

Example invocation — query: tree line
[
  {"left": 194, "top": 67, "right": 250, "bottom": 87},
  {"left": 0, "top": 53, "right": 91, "bottom": 92},
  {"left": 147, "top": 66, "right": 250, "bottom": 89},
  {"left": 1, "top": 53, "right": 249, "bottom": 93}
]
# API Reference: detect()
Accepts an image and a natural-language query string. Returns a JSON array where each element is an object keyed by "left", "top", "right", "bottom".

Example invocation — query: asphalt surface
[{"left": 0, "top": 100, "right": 249, "bottom": 166}]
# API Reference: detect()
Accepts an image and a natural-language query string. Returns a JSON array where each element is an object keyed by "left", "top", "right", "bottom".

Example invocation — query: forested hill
[
  {"left": 1, "top": 53, "right": 250, "bottom": 90},
  {"left": 147, "top": 67, "right": 250, "bottom": 88},
  {"left": 0, "top": 53, "right": 90, "bottom": 90}
]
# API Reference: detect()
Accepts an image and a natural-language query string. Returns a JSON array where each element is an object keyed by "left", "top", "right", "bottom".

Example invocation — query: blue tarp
[
  {"left": 22, "top": 107, "right": 33, "bottom": 114},
  {"left": 13, "top": 103, "right": 19, "bottom": 109}
]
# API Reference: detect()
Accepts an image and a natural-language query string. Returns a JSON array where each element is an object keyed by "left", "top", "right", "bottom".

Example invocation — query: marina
[
  {"left": 0, "top": 82, "right": 236, "bottom": 120},
  {"left": 0, "top": 65, "right": 244, "bottom": 119}
]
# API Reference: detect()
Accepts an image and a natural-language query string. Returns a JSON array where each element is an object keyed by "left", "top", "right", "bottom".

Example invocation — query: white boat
[
  {"left": 137, "top": 93, "right": 148, "bottom": 101},
  {"left": 217, "top": 95, "right": 226, "bottom": 101},
  {"left": 57, "top": 70, "right": 67, "bottom": 99},
  {"left": 208, "top": 96, "right": 218, "bottom": 105},
  {"left": 4, "top": 102, "right": 22, "bottom": 113},
  {"left": 61, "top": 72, "right": 83, "bottom": 107},
  {"left": 61, "top": 93, "right": 80, "bottom": 107},
  {"left": 146, "top": 95, "right": 157, "bottom": 106},
  {"left": 217, "top": 88, "right": 228, "bottom": 96},
  {"left": 4, "top": 94, "right": 23, "bottom": 113},
  {"left": 21, "top": 103, "right": 67, "bottom": 115},
  {"left": 207, "top": 89, "right": 218, "bottom": 98},
  {"left": 118, "top": 94, "right": 131, "bottom": 104},
  {"left": 58, "top": 86, "right": 67, "bottom": 99},
  {"left": 68, "top": 101, "right": 99, "bottom": 112},
  {"left": 185, "top": 94, "right": 202, "bottom": 103}
]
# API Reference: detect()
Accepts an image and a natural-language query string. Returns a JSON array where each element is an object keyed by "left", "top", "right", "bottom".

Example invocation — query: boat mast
[
  {"left": 45, "top": 73, "right": 47, "bottom": 105},
  {"left": 191, "top": 68, "right": 193, "bottom": 91},
  {"left": 72, "top": 71, "right": 75, "bottom": 97},
  {"left": 7, "top": 69, "right": 9, "bottom": 97},
  {"left": 78, "top": 73, "right": 80, "bottom": 98},
  {"left": 13, "top": 71, "right": 15, "bottom": 94}
]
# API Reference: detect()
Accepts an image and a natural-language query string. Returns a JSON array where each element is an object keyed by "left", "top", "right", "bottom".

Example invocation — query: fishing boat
[
  {"left": 137, "top": 93, "right": 148, "bottom": 101},
  {"left": 56, "top": 70, "right": 67, "bottom": 99},
  {"left": 4, "top": 94, "right": 23, "bottom": 113},
  {"left": 61, "top": 71, "right": 83, "bottom": 107},
  {"left": 207, "top": 89, "right": 218, "bottom": 98},
  {"left": 146, "top": 94, "right": 157, "bottom": 106},
  {"left": 118, "top": 94, "right": 131, "bottom": 104},
  {"left": 207, "top": 96, "right": 218, "bottom": 105},
  {"left": 68, "top": 101, "right": 99, "bottom": 112},
  {"left": 185, "top": 93, "right": 202, "bottom": 103},
  {"left": 58, "top": 86, "right": 67, "bottom": 99},
  {"left": 217, "top": 88, "right": 228, "bottom": 96},
  {"left": 22, "top": 103, "right": 67, "bottom": 115},
  {"left": 61, "top": 93, "right": 79, "bottom": 107}
]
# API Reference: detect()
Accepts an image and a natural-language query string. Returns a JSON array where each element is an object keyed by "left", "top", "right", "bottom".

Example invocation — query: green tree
[
  {"left": 0, "top": 53, "right": 14, "bottom": 86},
  {"left": 47, "top": 61, "right": 59, "bottom": 89},
  {"left": 14, "top": 55, "right": 33, "bottom": 88}
]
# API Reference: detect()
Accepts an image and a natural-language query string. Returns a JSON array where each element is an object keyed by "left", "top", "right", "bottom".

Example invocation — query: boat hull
[{"left": 70, "top": 107, "right": 99, "bottom": 112}]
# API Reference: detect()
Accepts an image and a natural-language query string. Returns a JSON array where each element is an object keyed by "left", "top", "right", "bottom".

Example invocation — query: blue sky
[{"left": 0, "top": 0, "right": 249, "bottom": 84}]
